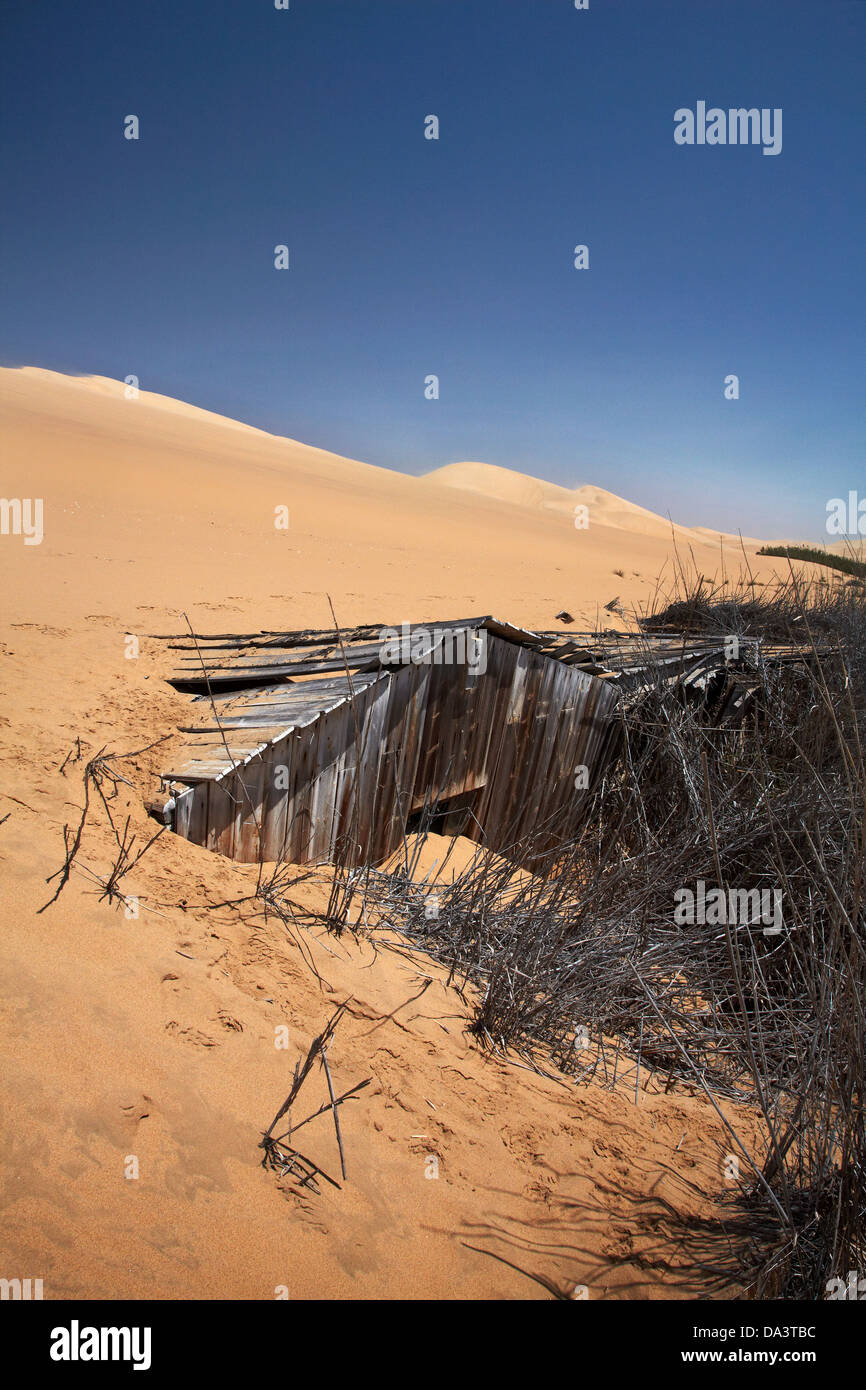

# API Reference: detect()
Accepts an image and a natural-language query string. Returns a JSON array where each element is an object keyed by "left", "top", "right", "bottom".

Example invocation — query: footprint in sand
[{"left": 164, "top": 1021, "right": 217, "bottom": 1048}]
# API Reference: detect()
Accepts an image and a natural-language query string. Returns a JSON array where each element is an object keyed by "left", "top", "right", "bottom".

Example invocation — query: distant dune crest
[
  {"left": 3, "top": 368, "right": 762, "bottom": 546},
  {"left": 422, "top": 460, "right": 754, "bottom": 545}
]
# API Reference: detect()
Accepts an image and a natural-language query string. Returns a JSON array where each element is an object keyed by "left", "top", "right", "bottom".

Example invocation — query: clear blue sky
[{"left": 1, "top": 0, "right": 863, "bottom": 537}]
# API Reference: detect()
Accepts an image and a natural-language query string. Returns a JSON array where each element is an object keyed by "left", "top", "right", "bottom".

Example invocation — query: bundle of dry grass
[{"left": 334, "top": 567, "right": 865, "bottom": 1299}]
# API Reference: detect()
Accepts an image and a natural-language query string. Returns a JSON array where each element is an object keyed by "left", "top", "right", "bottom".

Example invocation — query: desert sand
[{"left": 0, "top": 367, "right": 802, "bottom": 1298}]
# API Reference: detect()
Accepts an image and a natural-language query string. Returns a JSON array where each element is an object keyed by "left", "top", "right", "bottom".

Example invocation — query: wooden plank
[
  {"left": 508, "top": 653, "right": 566, "bottom": 844},
  {"left": 471, "top": 639, "right": 525, "bottom": 851},
  {"left": 235, "top": 751, "right": 268, "bottom": 862},
  {"left": 260, "top": 732, "right": 293, "bottom": 861},
  {"left": 308, "top": 704, "right": 352, "bottom": 861},
  {"left": 344, "top": 676, "right": 392, "bottom": 865},
  {"left": 173, "top": 784, "right": 195, "bottom": 840},
  {"left": 284, "top": 721, "right": 322, "bottom": 863},
  {"left": 206, "top": 778, "right": 240, "bottom": 859},
  {"left": 186, "top": 779, "right": 210, "bottom": 848},
  {"left": 372, "top": 663, "right": 431, "bottom": 862},
  {"left": 469, "top": 633, "right": 520, "bottom": 841}
]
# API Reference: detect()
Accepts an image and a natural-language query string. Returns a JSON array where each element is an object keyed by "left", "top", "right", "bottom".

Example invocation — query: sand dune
[
  {"left": 14, "top": 367, "right": 269, "bottom": 436},
  {"left": 1, "top": 367, "right": 792, "bottom": 637},
  {"left": 423, "top": 459, "right": 574, "bottom": 513},
  {"left": 422, "top": 460, "right": 755, "bottom": 547},
  {"left": 0, "top": 367, "right": 802, "bottom": 1299}
]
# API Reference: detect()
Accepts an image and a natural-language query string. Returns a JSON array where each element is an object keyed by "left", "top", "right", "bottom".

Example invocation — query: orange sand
[{"left": 0, "top": 368, "right": 793, "bottom": 1298}]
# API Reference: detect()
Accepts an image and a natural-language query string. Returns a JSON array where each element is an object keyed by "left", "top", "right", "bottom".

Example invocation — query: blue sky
[{"left": 1, "top": 0, "right": 863, "bottom": 537}]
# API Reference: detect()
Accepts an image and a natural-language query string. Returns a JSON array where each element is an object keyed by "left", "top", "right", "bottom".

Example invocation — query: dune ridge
[{"left": 422, "top": 460, "right": 760, "bottom": 547}]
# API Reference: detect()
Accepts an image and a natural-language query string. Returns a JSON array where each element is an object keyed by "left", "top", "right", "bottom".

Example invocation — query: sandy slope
[
  {"left": 422, "top": 460, "right": 761, "bottom": 547},
  {"left": 0, "top": 368, "right": 789, "bottom": 1299}
]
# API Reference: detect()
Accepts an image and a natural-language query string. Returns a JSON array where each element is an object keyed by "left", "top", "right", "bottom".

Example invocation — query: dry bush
[{"left": 355, "top": 568, "right": 865, "bottom": 1298}]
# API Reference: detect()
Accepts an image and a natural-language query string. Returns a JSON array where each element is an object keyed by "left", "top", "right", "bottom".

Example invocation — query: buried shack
[{"left": 150, "top": 616, "right": 764, "bottom": 870}]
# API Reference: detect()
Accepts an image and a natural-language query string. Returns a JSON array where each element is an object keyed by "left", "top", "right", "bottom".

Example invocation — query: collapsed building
[{"left": 151, "top": 617, "right": 767, "bottom": 871}]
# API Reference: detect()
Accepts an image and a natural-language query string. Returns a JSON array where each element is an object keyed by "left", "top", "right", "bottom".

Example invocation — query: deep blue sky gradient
[{"left": 1, "top": 0, "right": 863, "bottom": 535}]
